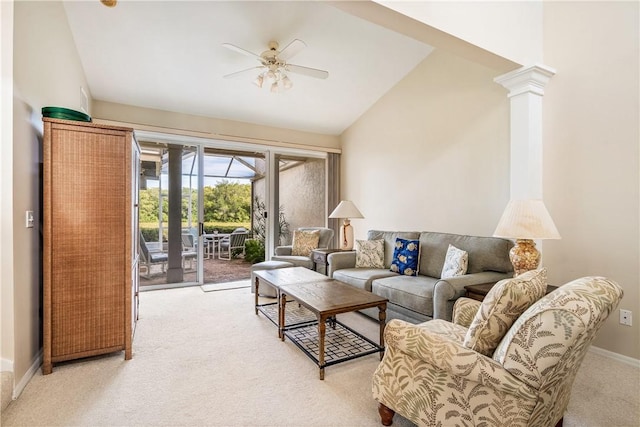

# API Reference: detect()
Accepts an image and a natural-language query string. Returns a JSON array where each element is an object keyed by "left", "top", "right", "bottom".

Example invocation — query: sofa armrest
[
  {"left": 327, "top": 251, "right": 357, "bottom": 278},
  {"left": 383, "top": 319, "right": 537, "bottom": 400},
  {"left": 275, "top": 245, "right": 292, "bottom": 256},
  {"left": 432, "top": 271, "right": 510, "bottom": 320}
]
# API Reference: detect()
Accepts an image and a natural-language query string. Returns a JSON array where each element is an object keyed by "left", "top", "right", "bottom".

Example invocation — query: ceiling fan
[{"left": 222, "top": 39, "right": 329, "bottom": 93}]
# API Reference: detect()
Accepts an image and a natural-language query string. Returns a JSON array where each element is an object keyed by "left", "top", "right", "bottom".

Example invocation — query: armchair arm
[
  {"left": 433, "top": 271, "right": 510, "bottom": 320},
  {"left": 384, "top": 319, "right": 537, "bottom": 400},
  {"left": 274, "top": 245, "right": 292, "bottom": 256},
  {"left": 326, "top": 251, "right": 357, "bottom": 278}
]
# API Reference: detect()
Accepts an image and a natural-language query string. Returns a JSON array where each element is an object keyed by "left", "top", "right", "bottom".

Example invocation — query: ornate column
[{"left": 494, "top": 64, "right": 555, "bottom": 199}]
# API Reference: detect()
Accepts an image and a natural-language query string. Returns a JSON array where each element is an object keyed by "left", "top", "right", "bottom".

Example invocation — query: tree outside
[{"left": 140, "top": 179, "right": 252, "bottom": 240}]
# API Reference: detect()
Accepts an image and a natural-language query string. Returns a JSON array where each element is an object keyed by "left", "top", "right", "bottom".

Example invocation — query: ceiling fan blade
[
  {"left": 222, "top": 43, "right": 263, "bottom": 62},
  {"left": 278, "top": 39, "right": 307, "bottom": 62},
  {"left": 286, "top": 64, "right": 329, "bottom": 79},
  {"left": 223, "top": 66, "right": 264, "bottom": 79}
]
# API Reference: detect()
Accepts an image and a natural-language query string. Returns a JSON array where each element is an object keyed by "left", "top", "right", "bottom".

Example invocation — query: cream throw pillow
[
  {"left": 355, "top": 239, "right": 384, "bottom": 268},
  {"left": 291, "top": 229, "right": 320, "bottom": 257},
  {"left": 463, "top": 268, "right": 548, "bottom": 356},
  {"left": 441, "top": 244, "right": 468, "bottom": 279}
]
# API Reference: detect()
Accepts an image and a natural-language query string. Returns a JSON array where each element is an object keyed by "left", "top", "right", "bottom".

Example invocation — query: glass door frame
[{"left": 135, "top": 129, "right": 329, "bottom": 288}]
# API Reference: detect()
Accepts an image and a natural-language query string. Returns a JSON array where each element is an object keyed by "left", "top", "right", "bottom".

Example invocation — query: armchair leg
[{"left": 378, "top": 403, "right": 395, "bottom": 426}]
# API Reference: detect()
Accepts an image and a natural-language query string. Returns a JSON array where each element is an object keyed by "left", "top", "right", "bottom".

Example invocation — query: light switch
[{"left": 26, "top": 210, "right": 34, "bottom": 228}]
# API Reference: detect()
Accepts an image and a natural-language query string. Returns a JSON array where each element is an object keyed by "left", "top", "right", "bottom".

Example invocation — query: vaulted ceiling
[{"left": 63, "top": 1, "right": 433, "bottom": 136}]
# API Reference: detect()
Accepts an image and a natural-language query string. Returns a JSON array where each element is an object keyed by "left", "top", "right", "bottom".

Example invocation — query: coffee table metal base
[
  {"left": 284, "top": 319, "right": 384, "bottom": 374},
  {"left": 256, "top": 302, "right": 317, "bottom": 331}
]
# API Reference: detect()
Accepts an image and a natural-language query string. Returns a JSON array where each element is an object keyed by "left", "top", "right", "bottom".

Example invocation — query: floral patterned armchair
[{"left": 372, "top": 274, "right": 623, "bottom": 427}]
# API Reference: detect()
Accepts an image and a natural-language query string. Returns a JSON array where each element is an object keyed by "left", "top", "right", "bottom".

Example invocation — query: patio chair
[
  {"left": 218, "top": 229, "right": 248, "bottom": 260},
  {"left": 182, "top": 233, "right": 197, "bottom": 270},
  {"left": 271, "top": 227, "right": 334, "bottom": 269},
  {"left": 139, "top": 233, "right": 168, "bottom": 277}
]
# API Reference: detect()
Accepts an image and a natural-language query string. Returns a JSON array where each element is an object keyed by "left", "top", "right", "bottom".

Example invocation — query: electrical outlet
[{"left": 619, "top": 309, "right": 632, "bottom": 326}]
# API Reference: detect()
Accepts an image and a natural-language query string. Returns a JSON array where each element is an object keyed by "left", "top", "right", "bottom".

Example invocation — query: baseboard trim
[
  {"left": 13, "top": 350, "right": 42, "bottom": 400},
  {"left": 589, "top": 345, "right": 640, "bottom": 368}
]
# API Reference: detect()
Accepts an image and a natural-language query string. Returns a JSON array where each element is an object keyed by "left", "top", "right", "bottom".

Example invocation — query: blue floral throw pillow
[{"left": 390, "top": 238, "right": 420, "bottom": 276}]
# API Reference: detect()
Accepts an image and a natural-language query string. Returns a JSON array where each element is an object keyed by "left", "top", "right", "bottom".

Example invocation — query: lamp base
[
  {"left": 339, "top": 220, "right": 354, "bottom": 250},
  {"left": 510, "top": 239, "right": 540, "bottom": 277}
]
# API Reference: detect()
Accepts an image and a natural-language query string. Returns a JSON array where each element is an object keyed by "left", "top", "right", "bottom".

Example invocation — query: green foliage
[
  {"left": 139, "top": 189, "right": 165, "bottom": 223},
  {"left": 252, "top": 196, "right": 290, "bottom": 246},
  {"left": 203, "top": 180, "right": 251, "bottom": 222},
  {"left": 140, "top": 227, "right": 160, "bottom": 242},
  {"left": 139, "top": 180, "right": 251, "bottom": 226},
  {"left": 244, "top": 239, "right": 265, "bottom": 263}
]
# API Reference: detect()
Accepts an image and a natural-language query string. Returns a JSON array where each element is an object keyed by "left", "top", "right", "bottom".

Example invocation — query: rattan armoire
[{"left": 42, "top": 118, "right": 139, "bottom": 374}]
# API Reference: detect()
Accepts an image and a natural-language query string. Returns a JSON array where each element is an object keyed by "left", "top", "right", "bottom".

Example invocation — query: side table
[
  {"left": 311, "top": 249, "right": 353, "bottom": 275},
  {"left": 465, "top": 281, "right": 559, "bottom": 301}
]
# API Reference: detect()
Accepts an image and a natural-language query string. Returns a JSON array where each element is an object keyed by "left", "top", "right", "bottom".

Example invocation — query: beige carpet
[{"left": 1, "top": 286, "right": 638, "bottom": 427}]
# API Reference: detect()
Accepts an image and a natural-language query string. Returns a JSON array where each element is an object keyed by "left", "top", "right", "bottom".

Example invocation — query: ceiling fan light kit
[{"left": 223, "top": 39, "right": 329, "bottom": 93}]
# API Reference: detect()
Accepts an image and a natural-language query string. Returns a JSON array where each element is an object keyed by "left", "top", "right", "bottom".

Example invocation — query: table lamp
[
  {"left": 493, "top": 199, "right": 561, "bottom": 276},
  {"left": 329, "top": 200, "right": 364, "bottom": 250}
]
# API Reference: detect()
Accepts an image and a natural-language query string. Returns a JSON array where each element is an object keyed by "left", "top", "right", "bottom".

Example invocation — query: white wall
[
  {"left": 376, "top": 0, "right": 543, "bottom": 66},
  {"left": 1, "top": 0, "right": 16, "bottom": 410},
  {"left": 365, "top": 0, "right": 639, "bottom": 360},
  {"left": 92, "top": 101, "right": 340, "bottom": 151},
  {"left": 542, "top": 1, "right": 639, "bottom": 359},
  {"left": 9, "top": 0, "right": 91, "bottom": 395},
  {"left": 341, "top": 48, "right": 510, "bottom": 238}
]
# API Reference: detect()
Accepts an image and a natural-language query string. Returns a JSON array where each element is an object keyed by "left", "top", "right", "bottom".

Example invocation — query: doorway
[
  {"left": 135, "top": 133, "right": 330, "bottom": 290},
  {"left": 137, "top": 142, "right": 266, "bottom": 288}
]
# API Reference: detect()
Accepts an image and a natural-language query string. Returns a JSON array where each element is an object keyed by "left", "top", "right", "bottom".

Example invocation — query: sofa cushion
[
  {"left": 441, "top": 244, "right": 468, "bottom": 279},
  {"left": 372, "top": 275, "right": 438, "bottom": 318},
  {"left": 390, "top": 238, "right": 420, "bottom": 276},
  {"left": 355, "top": 239, "right": 384, "bottom": 268},
  {"left": 463, "top": 268, "right": 548, "bottom": 356},
  {"left": 367, "top": 230, "right": 421, "bottom": 268},
  {"left": 418, "top": 232, "right": 513, "bottom": 278},
  {"left": 333, "top": 268, "right": 397, "bottom": 292},
  {"left": 291, "top": 229, "right": 320, "bottom": 256}
]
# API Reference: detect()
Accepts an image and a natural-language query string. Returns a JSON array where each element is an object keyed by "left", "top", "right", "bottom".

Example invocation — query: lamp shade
[
  {"left": 493, "top": 199, "right": 561, "bottom": 240},
  {"left": 329, "top": 200, "right": 364, "bottom": 219}
]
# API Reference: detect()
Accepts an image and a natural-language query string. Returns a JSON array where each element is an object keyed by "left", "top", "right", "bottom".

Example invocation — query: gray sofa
[{"left": 328, "top": 230, "right": 514, "bottom": 323}]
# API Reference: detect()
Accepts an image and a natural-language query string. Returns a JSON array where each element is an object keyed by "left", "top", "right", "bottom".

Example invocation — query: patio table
[{"left": 203, "top": 233, "right": 229, "bottom": 259}]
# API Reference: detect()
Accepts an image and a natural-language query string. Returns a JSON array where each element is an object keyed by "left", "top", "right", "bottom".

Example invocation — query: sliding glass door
[
  {"left": 136, "top": 132, "right": 330, "bottom": 289},
  {"left": 200, "top": 148, "right": 265, "bottom": 284},
  {"left": 138, "top": 142, "right": 201, "bottom": 288}
]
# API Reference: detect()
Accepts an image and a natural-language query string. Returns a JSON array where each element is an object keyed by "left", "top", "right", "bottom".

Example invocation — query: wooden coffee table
[
  {"left": 253, "top": 267, "right": 332, "bottom": 337},
  {"left": 279, "top": 280, "right": 387, "bottom": 380}
]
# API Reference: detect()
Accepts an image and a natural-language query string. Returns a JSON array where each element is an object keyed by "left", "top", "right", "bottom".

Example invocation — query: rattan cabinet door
[{"left": 43, "top": 118, "right": 135, "bottom": 374}]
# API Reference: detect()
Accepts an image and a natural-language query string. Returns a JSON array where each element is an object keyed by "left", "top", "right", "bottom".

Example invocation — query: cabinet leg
[{"left": 42, "top": 363, "right": 52, "bottom": 375}]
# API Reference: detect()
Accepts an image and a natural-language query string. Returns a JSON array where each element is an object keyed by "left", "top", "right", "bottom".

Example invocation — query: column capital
[{"left": 494, "top": 64, "right": 556, "bottom": 97}]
